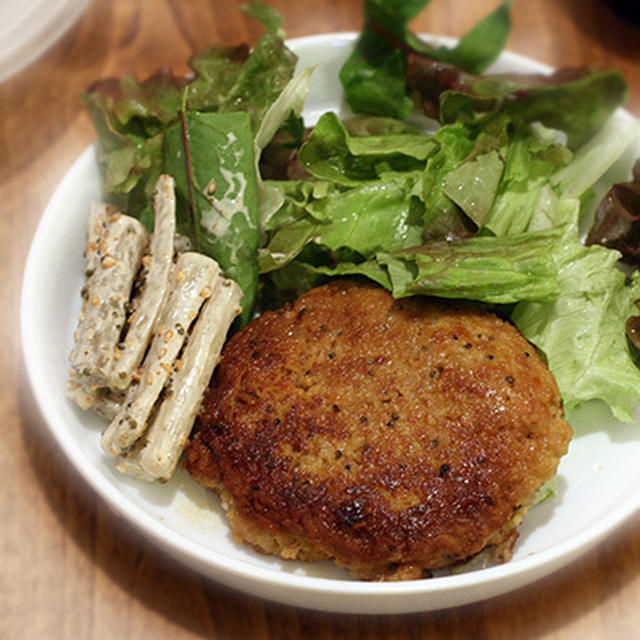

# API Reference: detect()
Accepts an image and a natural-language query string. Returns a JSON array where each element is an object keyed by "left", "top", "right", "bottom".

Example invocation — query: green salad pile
[{"left": 82, "top": 0, "right": 640, "bottom": 423}]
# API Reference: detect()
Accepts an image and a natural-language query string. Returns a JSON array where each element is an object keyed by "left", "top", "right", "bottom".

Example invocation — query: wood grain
[{"left": 2, "top": 0, "right": 640, "bottom": 638}]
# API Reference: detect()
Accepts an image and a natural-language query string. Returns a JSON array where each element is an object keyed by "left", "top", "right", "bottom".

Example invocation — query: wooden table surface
[{"left": 3, "top": 0, "right": 640, "bottom": 637}]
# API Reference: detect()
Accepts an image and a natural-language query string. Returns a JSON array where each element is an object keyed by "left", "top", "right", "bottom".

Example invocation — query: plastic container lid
[{"left": 0, "top": 0, "right": 92, "bottom": 83}]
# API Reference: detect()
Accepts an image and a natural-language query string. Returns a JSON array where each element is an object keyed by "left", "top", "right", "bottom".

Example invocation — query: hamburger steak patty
[{"left": 185, "top": 280, "right": 572, "bottom": 580}]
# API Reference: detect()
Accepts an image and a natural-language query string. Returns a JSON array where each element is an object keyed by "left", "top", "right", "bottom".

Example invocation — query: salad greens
[
  {"left": 163, "top": 112, "right": 259, "bottom": 324},
  {"left": 512, "top": 233, "right": 640, "bottom": 422},
  {"left": 82, "top": 1, "right": 296, "bottom": 322},
  {"left": 340, "top": 0, "right": 627, "bottom": 150},
  {"left": 83, "top": 1, "right": 640, "bottom": 425},
  {"left": 339, "top": 0, "right": 512, "bottom": 119},
  {"left": 371, "top": 228, "right": 564, "bottom": 304},
  {"left": 446, "top": 68, "right": 627, "bottom": 150}
]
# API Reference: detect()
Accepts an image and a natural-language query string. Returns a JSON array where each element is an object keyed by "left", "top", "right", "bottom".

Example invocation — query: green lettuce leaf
[
  {"left": 263, "top": 227, "right": 562, "bottom": 307},
  {"left": 239, "top": 0, "right": 285, "bottom": 34},
  {"left": 512, "top": 230, "right": 640, "bottom": 421},
  {"left": 407, "top": 1, "right": 512, "bottom": 75},
  {"left": 81, "top": 71, "right": 176, "bottom": 221},
  {"left": 532, "top": 478, "right": 557, "bottom": 505},
  {"left": 364, "top": 0, "right": 432, "bottom": 41},
  {"left": 337, "top": 0, "right": 434, "bottom": 118},
  {"left": 83, "top": 6, "right": 297, "bottom": 221},
  {"left": 298, "top": 111, "right": 436, "bottom": 185},
  {"left": 339, "top": 28, "right": 415, "bottom": 119},
  {"left": 551, "top": 113, "right": 639, "bottom": 199},
  {"left": 264, "top": 258, "right": 393, "bottom": 304},
  {"left": 164, "top": 111, "right": 259, "bottom": 324},
  {"left": 183, "top": 44, "right": 251, "bottom": 112},
  {"left": 440, "top": 69, "right": 628, "bottom": 150},
  {"left": 376, "top": 227, "right": 562, "bottom": 303},
  {"left": 443, "top": 150, "right": 504, "bottom": 227},
  {"left": 418, "top": 121, "right": 477, "bottom": 237},
  {"left": 216, "top": 25, "right": 297, "bottom": 132},
  {"left": 481, "top": 119, "right": 572, "bottom": 235},
  {"left": 260, "top": 112, "right": 579, "bottom": 281},
  {"left": 258, "top": 172, "right": 425, "bottom": 272},
  {"left": 339, "top": 1, "right": 512, "bottom": 119},
  {"left": 253, "top": 66, "right": 315, "bottom": 230}
]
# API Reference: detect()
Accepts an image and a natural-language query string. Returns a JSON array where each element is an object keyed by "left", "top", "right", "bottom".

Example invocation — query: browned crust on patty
[{"left": 185, "top": 280, "right": 572, "bottom": 580}]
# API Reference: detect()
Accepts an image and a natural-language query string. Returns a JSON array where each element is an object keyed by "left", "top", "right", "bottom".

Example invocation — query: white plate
[
  {"left": 20, "top": 33, "right": 640, "bottom": 614},
  {"left": 0, "top": 0, "right": 92, "bottom": 83}
]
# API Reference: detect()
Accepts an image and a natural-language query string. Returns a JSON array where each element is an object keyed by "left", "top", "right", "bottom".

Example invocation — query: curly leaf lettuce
[
  {"left": 377, "top": 228, "right": 562, "bottom": 303},
  {"left": 83, "top": 5, "right": 297, "bottom": 221},
  {"left": 440, "top": 68, "right": 628, "bottom": 150},
  {"left": 298, "top": 111, "right": 436, "bottom": 185},
  {"left": 512, "top": 230, "right": 640, "bottom": 422},
  {"left": 258, "top": 172, "right": 425, "bottom": 273},
  {"left": 406, "top": 1, "right": 512, "bottom": 75}
]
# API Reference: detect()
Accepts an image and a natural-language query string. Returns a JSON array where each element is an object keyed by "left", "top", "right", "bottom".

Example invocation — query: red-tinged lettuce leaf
[
  {"left": 412, "top": 61, "right": 628, "bottom": 150},
  {"left": 405, "top": 55, "right": 477, "bottom": 120},
  {"left": 345, "top": 0, "right": 626, "bottom": 151},
  {"left": 626, "top": 301, "right": 640, "bottom": 357},
  {"left": 84, "top": 69, "right": 186, "bottom": 138},
  {"left": 81, "top": 86, "right": 165, "bottom": 224},
  {"left": 83, "top": 3, "right": 296, "bottom": 222},
  {"left": 482, "top": 68, "right": 626, "bottom": 150},
  {"left": 109, "top": 70, "right": 186, "bottom": 131},
  {"left": 586, "top": 159, "right": 640, "bottom": 263},
  {"left": 259, "top": 126, "right": 310, "bottom": 181},
  {"left": 337, "top": 1, "right": 436, "bottom": 118}
]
